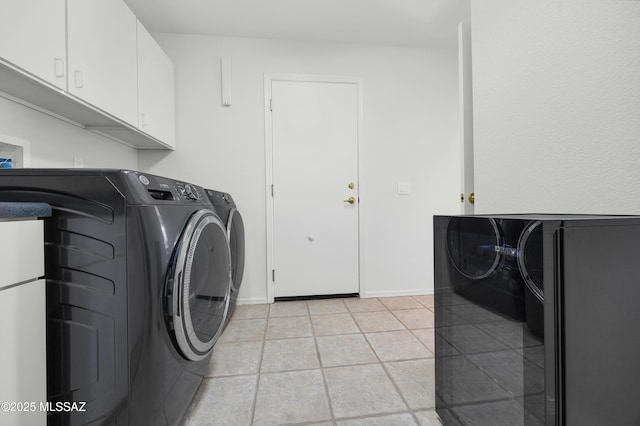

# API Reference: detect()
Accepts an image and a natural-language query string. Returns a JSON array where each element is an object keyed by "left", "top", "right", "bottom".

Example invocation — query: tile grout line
[
  {"left": 362, "top": 299, "right": 419, "bottom": 423},
  {"left": 311, "top": 301, "right": 339, "bottom": 425},
  {"left": 302, "top": 300, "right": 338, "bottom": 425},
  {"left": 248, "top": 303, "right": 270, "bottom": 426},
  {"left": 346, "top": 298, "right": 411, "bottom": 423},
  {"left": 375, "top": 297, "right": 435, "bottom": 423}
]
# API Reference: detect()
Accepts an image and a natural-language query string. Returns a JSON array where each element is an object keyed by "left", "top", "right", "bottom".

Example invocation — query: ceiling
[{"left": 123, "top": 0, "right": 470, "bottom": 49}]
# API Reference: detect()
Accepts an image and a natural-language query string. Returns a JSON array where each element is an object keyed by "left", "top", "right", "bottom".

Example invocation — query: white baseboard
[
  {"left": 237, "top": 289, "right": 434, "bottom": 305},
  {"left": 359, "top": 288, "right": 434, "bottom": 299},
  {"left": 236, "top": 296, "right": 270, "bottom": 305}
]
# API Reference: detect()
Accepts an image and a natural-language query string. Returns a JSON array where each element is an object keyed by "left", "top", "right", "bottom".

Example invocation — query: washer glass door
[
  {"left": 446, "top": 217, "right": 501, "bottom": 279},
  {"left": 169, "top": 210, "right": 231, "bottom": 361}
]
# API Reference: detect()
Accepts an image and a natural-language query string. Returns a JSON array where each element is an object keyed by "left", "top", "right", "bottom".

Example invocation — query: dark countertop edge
[{"left": 0, "top": 202, "right": 52, "bottom": 219}]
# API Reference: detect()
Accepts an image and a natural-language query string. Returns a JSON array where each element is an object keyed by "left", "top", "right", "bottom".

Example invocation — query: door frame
[
  {"left": 458, "top": 22, "right": 475, "bottom": 214},
  {"left": 264, "top": 74, "right": 365, "bottom": 303}
]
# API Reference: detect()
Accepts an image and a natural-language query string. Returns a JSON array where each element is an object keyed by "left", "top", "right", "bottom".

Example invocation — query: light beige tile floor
[{"left": 183, "top": 295, "right": 441, "bottom": 426}]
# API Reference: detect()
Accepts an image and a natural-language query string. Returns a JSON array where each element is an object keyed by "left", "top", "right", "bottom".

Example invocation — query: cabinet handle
[
  {"left": 54, "top": 58, "right": 65, "bottom": 78},
  {"left": 74, "top": 70, "right": 84, "bottom": 88}
]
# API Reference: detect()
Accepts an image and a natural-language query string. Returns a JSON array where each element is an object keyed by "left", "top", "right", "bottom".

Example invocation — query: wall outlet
[
  {"left": 73, "top": 156, "right": 84, "bottom": 168},
  {"left": 398, "top": 181, "right": 411, "bottom": 195}
]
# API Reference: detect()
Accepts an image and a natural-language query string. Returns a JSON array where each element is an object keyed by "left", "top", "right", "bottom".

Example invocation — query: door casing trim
[{"left": 264, "top": 73, "right": 365, "bottom": 303}]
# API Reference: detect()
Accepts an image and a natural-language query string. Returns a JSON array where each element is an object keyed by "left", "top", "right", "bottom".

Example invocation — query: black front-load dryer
[
  {"left": 205, "top": 189, "right": 245, "bottom": 324},
  {"left": 0, "top": 169, "right": 231, "bottom": 425},
  {"left": 517, "top": 220, "right": 545, "bottom": 335}
]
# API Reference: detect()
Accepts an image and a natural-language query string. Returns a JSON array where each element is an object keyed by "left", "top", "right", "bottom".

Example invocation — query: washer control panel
[
  {"left": 131, "top": 171, "right": 206, "bottom": 203},
  {"left": 175, "top": 183, "right": 202, "bottom": 201}
]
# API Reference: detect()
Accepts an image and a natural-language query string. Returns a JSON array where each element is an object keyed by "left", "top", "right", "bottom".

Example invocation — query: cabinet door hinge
[
  {"left": 272, "top": 269, "right": 275, "bottom": 282},
  {"left": 270, "top": 98, "right": 273, "bottom": 111},
  {"left": 271, "top": 184, "right": 274, "bottom": 197}
]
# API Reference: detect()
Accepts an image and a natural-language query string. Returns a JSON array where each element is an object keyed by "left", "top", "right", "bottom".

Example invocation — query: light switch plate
[{"left": 398, "top": 182, "right": 410, "bottom": 195}]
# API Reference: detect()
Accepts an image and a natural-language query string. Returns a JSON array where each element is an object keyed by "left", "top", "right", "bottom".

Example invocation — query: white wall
[
  {"left": 138, "top": 35, "right": 460, "bottom": 303},
  {"left": 471, "top": 0, "right": 640, "bottom": 214},
  {"left": 0, "top": 97, "right": 138, "bottom": 168}
]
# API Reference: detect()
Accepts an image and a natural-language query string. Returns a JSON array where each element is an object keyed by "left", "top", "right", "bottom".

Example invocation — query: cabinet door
[
  {"left": 67, "top": 0, "right": 138, "bottom": 126},
  {"left": 137, "top": 21, "right": 176, "bottom": 147},
  {"left": 0, "top": 279, "right": 46, "bottom": 426},
  {"left": 0, "top": 0, "right": 66, "bottom": 89},
  {"left": 0, "top": 220, "right": 44, "bottom": 290}
]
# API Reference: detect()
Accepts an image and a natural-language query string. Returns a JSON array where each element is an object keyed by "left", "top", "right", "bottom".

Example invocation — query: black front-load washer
[
  {"left": 205, "top": 189, "right": 245, "bottom": 324},
  {"left": 446, "top": 216, "right": 529, "bottom": 321},
  {"left": 0, "top": 169, "right": 231, "bottom": 426},
  {"left": 445, "top": 215, "right": 545, "bottom": 331}
]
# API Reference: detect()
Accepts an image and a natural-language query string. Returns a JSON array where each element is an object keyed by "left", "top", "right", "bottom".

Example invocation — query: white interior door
[{"left": 270, "top": 79, "right": 359, "bottom": 298}]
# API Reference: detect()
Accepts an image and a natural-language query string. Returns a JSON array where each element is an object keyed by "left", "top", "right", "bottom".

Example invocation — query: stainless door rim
[
  {"left": 448, "top": 217, "right": 502, "bottom": 280},
  {"left": 226, "top": 207, "right": 242, "bottom": 292},
  {"left": 517, "top": 220, "right": 544, "bottom": 303},
  {"left": 172, "top": 209, "right": 231, "bottom": 361}
]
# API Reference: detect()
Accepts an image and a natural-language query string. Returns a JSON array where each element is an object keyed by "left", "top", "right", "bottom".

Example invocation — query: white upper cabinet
[
  {"left": 0, "top": 0, "right": 66, "bottom": 90},
  {"left": 137, "top": 21, "right": 176, "bottom": 148},
  {"left": 67, "top": 0, "right": 138, "bottom": 127},
  {"left": 0, "top": 0, "right": 175, "bottom": 149}
]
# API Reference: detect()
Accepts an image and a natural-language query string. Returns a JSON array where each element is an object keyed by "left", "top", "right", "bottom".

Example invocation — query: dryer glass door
[
  {"left": 227, "top": 208, "right": 245, "bottom": 293},
  {"left": 518, "top": 221, "right": 544, "bottom": 302},
  {"left": 170, "top": 210, "right": 231, "bottom": 361}
]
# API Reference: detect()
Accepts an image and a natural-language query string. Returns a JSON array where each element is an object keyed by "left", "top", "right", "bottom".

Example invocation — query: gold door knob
[
  {"left": 468, "top": 193, "right": 475, "bottom": 204},
  {"left": 343, "top": 196, "right": 356, "bottom": 205}
]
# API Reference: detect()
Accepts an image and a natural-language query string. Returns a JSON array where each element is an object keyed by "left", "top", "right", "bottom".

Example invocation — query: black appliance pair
[
  {"left": 0, "top": 169, "right": 245, "bottom": 426},
  {"left": 434, "top": 215, "right": 640, "bottom": 426}
]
